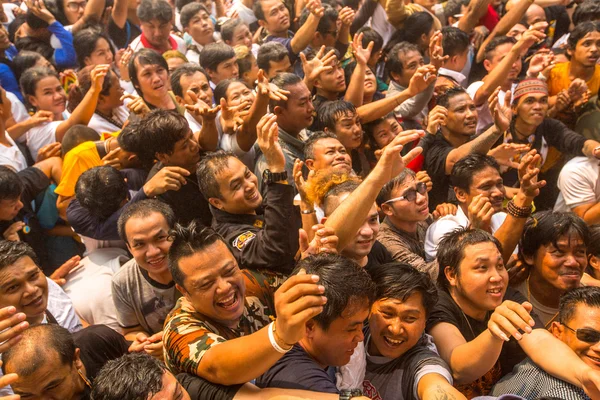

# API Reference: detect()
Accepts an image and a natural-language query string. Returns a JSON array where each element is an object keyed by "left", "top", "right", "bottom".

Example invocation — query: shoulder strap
[{"left": 95, "top": 141, "right": 108, "bottom": 159}]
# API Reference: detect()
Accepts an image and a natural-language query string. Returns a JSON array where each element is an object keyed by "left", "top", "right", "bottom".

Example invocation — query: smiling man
[
  {"left": 257, "top": 253, "right": 375, "bottom": 394},
  {"left": 303, "top": 131, "right": 352, "bottom": 175}
]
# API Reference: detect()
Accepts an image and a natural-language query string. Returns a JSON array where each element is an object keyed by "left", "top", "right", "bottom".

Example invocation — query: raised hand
[
  {"left": 472, "top": 25, "right": 489, "bottom": 50},
  {"left": 101, "top": 148, "right": 123, "bottom": 170},
  {"left": 26, "top": 0, "right": 56, "bottom": 24},
  {"left": 122, "top": 93, "right": 151, "bottom": 116},
  {"left": 29, "top": 110, "right": 54, "bottom": 126},
  {"left": 488, "top": 300, "right": 535, "bottom": 342},
  {"left": 527, "top": 51, "right": 555, "bottom": 77},
  {"left": 428, "top": 31, "right": 448, "bottom": 71},
  {"left": 426, "top": 105, "right": 447, "bottom": 134},
  {"left": 273, "top": 269, "right": 327, "bottom": 345},
  {"left": 90, "top": 64, "right": 111, "bottom": 92},
  {"left": 371, "top": 129, "right": 425, "bottom": 184},
  {"left": 185, "top": 90, "right": 220, "bottom": 123},
  {"left": 143, "top": 166, "right": 190, "bottom": 197},
  {"left": 49, "top": 255, "right": 81, "bottom": 286},
  {"left": 293, "top": 159, "right": 314, "bottom": 204},
  {"left": 3, "top": 221, "right": 25, "bottom": 241},
  {"left": 300, "top": 46, "right": 336, "bottom": 87},
  {"left": 299, "top": 224, "right": 338, "bottom": 259},
  {"left": 468, "top": 194, "right": 494, "bottom": 232},
  {"left": 432, "top": 203, "right": 458, "bottom": 220},
  {"left": 518, "top": 149, "right": 546, "bottom": 198},
  {"left": 256, "top": 69, "right": 289, "bottom": 101},
  {"left": 306, "top": 0, "right": 324, "bottom": 17},
  {"left": 489, "top": 86, "right": 512, "bottom": 133},
  {"left": 0, "top": 306, "right": 29, "bottom": 353},
  {"left": 220, "top": 98, "right": 251, "bottom": 133},
  {"left": 568, "top": 78, "right": 589, "bottom": 106},
  {"left": 36, "top": 142, "right": 61, "bottom": 162},
  {"left": 117, "top": 47, "right": 134, "bottom": 81},
  {"left": 338, "top": 6, "right": 355, "bottom": 26},
  {"left": 407, "top": 64, "right": 437, "bottom": 96},
  {"left": 256, "top": 113, "right": 285, "bottom": 172},
  {"left": 351, "top": 32, "right": 374, "bottom": 66},
  {"left": 416, "top": 170, "right": 432, "bottom": 192},
  {"left": 488, "top": 143, "right": 530, "bottom": 169},
  {"left": 515, "top": 28, "right": 546, "bottom": 55}
]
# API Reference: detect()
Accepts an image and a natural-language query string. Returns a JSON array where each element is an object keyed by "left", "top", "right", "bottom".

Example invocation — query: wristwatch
[
  {"left": 339, "top": 389, "right": 363, "bottom": 400},
  {"left": 262, "top": 169, "right": 288, "bottom": 184}
]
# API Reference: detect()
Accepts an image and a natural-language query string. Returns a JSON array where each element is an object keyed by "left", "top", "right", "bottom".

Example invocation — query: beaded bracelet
[{"left": 507, "top": 200, "right": 533, "bottom": 218}]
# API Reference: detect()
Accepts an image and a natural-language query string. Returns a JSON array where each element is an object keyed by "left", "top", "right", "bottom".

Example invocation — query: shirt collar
[
  {"left": 438, "top": 67, "right": 467, "bottom": 86},
  {"left": 140, "top": 33, "right": 178, "bottom": 52}
]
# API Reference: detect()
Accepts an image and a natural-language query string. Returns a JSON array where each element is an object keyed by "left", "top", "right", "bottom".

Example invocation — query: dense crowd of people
[{"left": 0, "top": 0, "right": 599, "bottom": 397}]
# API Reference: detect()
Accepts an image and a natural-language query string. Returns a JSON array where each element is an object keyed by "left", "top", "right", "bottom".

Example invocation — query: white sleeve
[
  {"left": 424, "top": 218, "right": 462, "bottom": 261},
  {"left": 557, "top": 162, "right": 597, "bottom": 209},
  {"left": 46, "top": 278, "right": 83, "bottom": 333}
]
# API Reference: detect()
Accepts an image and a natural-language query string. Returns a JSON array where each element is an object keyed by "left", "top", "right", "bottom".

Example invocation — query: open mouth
[
  {"left": 487, "top": 287, "right": 503, "bottom": 297},
  {"left": 586, "top": 354, "right": 600, "bottom": 365},
  {"left": 216, "top": 291, "right": 240, "bottom": 311},
  {"left": 246, "top": 190, "right": 259, "bottom": 202},
  {"left": 146, "top": 256, "right": 165, "bottom": 267},
  {"left": 24, "top": 295, "right": 43, "bottom": 308},
  {"left": 383, "top": 336, "right": 405, "bottom": 347}
]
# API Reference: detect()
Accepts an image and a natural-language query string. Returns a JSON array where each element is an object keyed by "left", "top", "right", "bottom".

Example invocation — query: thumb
[{"left": 187, "top": 90, "right": 198, "bottom": 103}]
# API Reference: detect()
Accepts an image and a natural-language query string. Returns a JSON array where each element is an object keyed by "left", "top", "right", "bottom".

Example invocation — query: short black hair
[
  {"left": 450, "top": 154, "right": 500, "bottom": 193},
  {"left": 269, "top": 72, "right": 302, "bottom": 110},
  {"left": 170, "top": 63, "right": 210, "bottom": 98},
  {"left": 91, "top": 353, "right": 166, "bottom": 400},
  {"left": 437, "top": 228, "right": 502, "bottom": 291},
  {"left": 129, "top": 48, "right": 170, "bottom": 97},
  {"left": 252, "top": 0, "right": 269, "bottom": 22},
  {"left": 116, "top": 122, "right": 142, "bottom": 159},
  {"left": 441, "top": 26, "right": 469, "bottom": 57},
  {"left": 520, "top": 211, "right": 590, "bottom": 261},
  {"left": 175, "top": 0, "right": 195, "bottom": 12},
  {"left": 196, "top": 150, "right": 237, "bottom": 200},
  {"left": 386, "top": 42, "right": 420, "bottom": 81},
  {"left": 444, "top": 0, "right": 468, "bottom": 20},
  {"left": 61, "top": 125, "right": 101, "bottom": 156},
  {"left": 168, "top": 221, "right": 231, "bottom": 288},
  {"left": 356, "top": 27, "right": 383, "bottom": 54},
  {"left": 572, "top": 2, "right": 600, "bottom": 25},
  {"left": 436, "top": 86, "right": 468, "bottom": 109},
  {"left": 257, "top": 41, "right": 289, "bottom": 73},
  {"left": 0, "top": 165, "right": 24, "bottom": 202},
  {"left": 387, "top": 12, "right": 434, "bottom": 48},
  {"left": 200, "top": 42, "right": 236, "bottom": 72},
  {"left": 292, "top": 253, "right": 375, "bottom": 330},
  {"left": 318, "top": 100, "right": 357, "bottom": 132},
  {"left": 0, "top": 240, "right": 38, "bottom": 271},
  {"left": 11, "top": 51, "right": 46, "bottom": 83},
  {"left": 134, "top": 109, "right": 190, "bottom": 165},
  {"left": 587, "top": 224, "right": 600, "bottom": 258},
  {"left": 559, "top": 286, "right": 600, "bottom": 324},
  {"left": 180, "top": 2, "right": 210, "bottom": 28},
  {"left": 484, "top": 36, "right": 517, "bottom": 61},
  {"left": 568, "top": 21, "right": 600, "bottom": 51},
  {"left": 376, "top": 169, "right": 417, "bottom": 206},
  {"left": 368, "top": 262, "right": 438, "bottom": 316},
  {"left": 137, "top": 0, "right": 173, "bottom": 23},
  {"left": 303, "top": 131, "right": 338, "bottom": 160},
  {"left": 117, "top": 199, "right": 176, "bottom": 243},
  {"left": 2, "top": 324, "right": 75, "bottom": 377},
  {"left": 75, "top": 166, "right": 128, "bottom": 220}
]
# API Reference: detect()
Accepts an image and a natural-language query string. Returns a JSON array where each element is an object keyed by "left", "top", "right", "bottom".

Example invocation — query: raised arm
[
  {"left": 343, "top": 33, "right": 373, "bottom": 107},
  {"left": 71, "top": 0, "right": 106, "bottom": 33},
  {"left": 325, "top": 129, "right": 425, "bottom": 251},
  {"left": 290, "top": 0, "right": 323, "bottom": 54},
  {"left": 111, "top": 0, "right": 128, "bottom": 28},
  {"left": 185, "top": 93, "right": 221, "bottom": 151},
  {"left": 458, "top": 0, "right": 492, "bottom": 33}
]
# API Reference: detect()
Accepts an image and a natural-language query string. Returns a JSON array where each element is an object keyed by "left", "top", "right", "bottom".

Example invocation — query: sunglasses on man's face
[
  {"left": 383, "top": 182, "right": 427, "bottom": 204},
  {"left": 563, "top": 324, "right": 600, "bottom": 344}
]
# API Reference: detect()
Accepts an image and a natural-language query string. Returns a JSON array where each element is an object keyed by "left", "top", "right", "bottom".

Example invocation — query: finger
[
  {"left": 286, "top": 294, "right": 328, "bottom": 315},
  {"left": 505, "top": 302, "right": 536, "bottom": 328},
  {"left": 401, "top": 146, "right": 423, "bottom": 165},
  {"left": 488, "top": 321, "right": 511, "bottom": 341},
  {"left": 276, "top": 273, "right": 321, "bottom": 294},
  {"left": 281, "top": 283, "right": 326, "bottom": 305}
]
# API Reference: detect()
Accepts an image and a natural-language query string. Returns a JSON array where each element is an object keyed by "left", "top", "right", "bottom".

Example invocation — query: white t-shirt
[
  {"left": 424, "top": 206, "right": 508, "bottom": 261},
  {"left": 554, "top": 156, "right": 600, "bottom": 213},
  {"left": 231, "top": 0, "right": 257, "bottom": 25},
  {"left": 88, "top": 106, "right": 130, "bottom": 135},
  {"left": 2, "top": 3, "right": 18, "bottom": 28},
  {"left": 62, "top": 248, "right": 130, "bottom": 332},
  {"left": 185, "top": 110, "right": 203, "bottom": 133},
  {"left": 26, "top": 120, "right": 61, "bottom": 161},
  {"left": 6, "top": 91, "right": 29, "bottom": 124},
  {"left": 466, "top": 81, "right": 515, "bottom": 135},
  {"left": 0, "top": 133, "right": 28, "bottom": 171}
]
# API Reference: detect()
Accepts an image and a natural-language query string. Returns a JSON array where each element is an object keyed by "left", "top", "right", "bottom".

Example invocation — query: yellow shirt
[
  {"left": 548, "top": 62, "right": 600, "bottom": 97},
  {"left": 54, "top": 141, "right": 102, "bottom": 197}
]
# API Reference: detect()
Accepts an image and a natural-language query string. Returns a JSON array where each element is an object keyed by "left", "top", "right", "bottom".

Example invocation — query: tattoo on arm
[{"left": 432, "top": 385, "right": 459, "bottom": 400}]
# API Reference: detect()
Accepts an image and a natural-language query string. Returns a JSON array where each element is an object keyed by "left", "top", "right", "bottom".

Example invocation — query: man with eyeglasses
[
  {"left": 376, "top": 169, "right": 457, "bottom": 281},
  {"left": 424, "top": 151, "right": 544, "bottom": 262},
  {"left": 491, "top": 286, "right": 600, "bottom": 398}
]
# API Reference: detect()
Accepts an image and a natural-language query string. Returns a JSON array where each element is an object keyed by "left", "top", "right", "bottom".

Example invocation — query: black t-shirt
[
  {"left": 0, "top": 167, "right": 50, "bottom": 270},
  {"left": 256, "top": 344, "right": 339, "bottom": 393},
  {"left": 426, "top": 288, "right": 543, "bottom": 396},
  {"left": 364, "top": 240, "right": 394, "bottom": 272},
  {"left": 107, "top": 16, "right": 141, "bottom": 49},
  {"left": 177, "top": 374, "right": 242, "bottom": 400},
  {"left": 421, "top": 133, "right": 456, "bottom": 210}
]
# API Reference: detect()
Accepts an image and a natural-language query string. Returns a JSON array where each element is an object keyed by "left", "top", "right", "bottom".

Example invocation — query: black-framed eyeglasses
[
  {"left": 563, "top": 323, "right": 600, "bottom": 344},
  {"left": 66, "top": 0, "right": 87, "bottom": 10},
  {"left": 383, "top": 182, "right": 427, "bottom": 204}
]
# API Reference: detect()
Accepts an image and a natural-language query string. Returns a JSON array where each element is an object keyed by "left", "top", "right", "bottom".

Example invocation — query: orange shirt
[{"left": 548, "top": 62, "right": 600, "bottom": 97}]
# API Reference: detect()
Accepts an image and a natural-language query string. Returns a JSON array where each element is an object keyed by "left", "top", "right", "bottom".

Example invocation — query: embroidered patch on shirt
[
  {"left": 233, "top": 231, "right": 257, "bottom": 250},
  {"left": 253, "top": 220, "right": 264, "bottom": 228}
]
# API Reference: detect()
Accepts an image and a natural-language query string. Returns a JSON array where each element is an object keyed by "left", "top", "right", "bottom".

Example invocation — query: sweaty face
[
  {"left": 135, "top": 60, "right": 169, "bottom": 99},
  {"left": 331, "top": 111, "right": 362, "bottom": 151},
  {"left": 571, "top": 31, "right": 600, "bottom": 67},
  {"left": 395, "top": 50, "right": 424, "bottom": 88},
  {"left": 444, "top": 93, "right": 478, "bottom": 136},
  {"left": 260, "top": 0, "right": 290, "bottom": 35},
  {"left": 309, "top": 301, "right": 369, "bottom": 367},
  {"left": 556, "top": 304, "right": 600, "bottom": 371},
  {"left": 370, "top": 117, "right": 402, "bottom": 149},
  {"left": 181, "top": 71, "right": 213, "bottom": 105},
  {"left": 487, "top": 43, "right": 522, "bottom": 82},
  {"left": 28, "top": 76, "right": 67, "bottom": 115},
  {"left": 531, "top": 234, "right": 587, "bottom": 294},
  {"left": 159, "top": 130, "right": 200, "bottom": 170},
  {"left": 461, "top": 166, "right": 506, "bottom": 213},
  {"left": 149, "top": 372, "right": 192, "bottom": 400},
  {"left": 226, "top": 81, "right": 255, "bottom": 109},
  {"left": 368, "top": 292, "right": 427, "bottom": 359},
  {"left": 277, "top": 82, "right": 315, "bottom": 133},
  {"left": 316, "top": 59, "right": 346, "bottom": 94},
  {"left": 212, "top": 157, "right": 262, "bottom": 214},
  {"left": 211, "top": 56, "right": 239, "bottom": 84},
  {"left": 85, "top": 37, "right": 113, "bottom": 66},
  {"left": 307, "top": 137, "right": 352, "bottom": 174},
  {"left": 0, "top": 256, "right": 48, "bottom": 325},
  {"left": 140, "top": 18, "right": 172, "bottom": 48},
  {"left": 8, "top": 350, "right": 85, "bottom": 400},
  {"left": 266, "top": 56, "right": 292, "bottom": 79},
  {"left": 382, "top": 176, "right": 429, "bottom": 224},
  {"left": 125, "top": 213, "right": 172, "bottom": 276},
  {"left": 177, "top": 241, "right": 246, "bottom": 327},
  {"left": 187, "top": 9, "right": 215, "bottom": 46},
  {"left": 515, "top": 93, "right": 548, "bottom": 127},
  {"left": 449, "top": 242, "right": 507, "bottom": 314},
  {"left": 0, "top": 196, "right": 24, "bottom": 221}
]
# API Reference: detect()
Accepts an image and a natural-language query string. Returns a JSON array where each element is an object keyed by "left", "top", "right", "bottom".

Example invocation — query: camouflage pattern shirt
[{"left": 163, "top": 271, "right": 274, "bottom": 375}]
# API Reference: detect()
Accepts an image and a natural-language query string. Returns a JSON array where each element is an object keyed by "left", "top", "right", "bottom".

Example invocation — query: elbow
[{"left": 199, "top": 365, "right": 246, "bottom": 386}]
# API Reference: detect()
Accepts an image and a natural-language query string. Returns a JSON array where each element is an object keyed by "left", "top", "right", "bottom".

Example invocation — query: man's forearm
[
  {"left": 291, "top": 14, "right": 320, "bottom": 54},
  {"left": 197, "top": 119, "right": 219, "bottom": 151},
  {"left": 458, "top": 0, "right": 492, "bottom": 33},
  {"left": 357, "top": 88, "right": 413, "bottom": 123},
  {"left": 344, "top": 63, "right": 366, "bottom": 107},
  {"left": 446, "top": 125, "right": 503, "bottom": 174},
  {"left": 474, "top": 48, "right": 520, "bottom": 105},
  {"left": 477, "top": 0, "right": 529, "bottom": 62},
  {"left": 237, "top": 90, "right": 269, "bottom": 151},
  {"left": 494, "top": 191, "right": 532, "bottom": 262}
]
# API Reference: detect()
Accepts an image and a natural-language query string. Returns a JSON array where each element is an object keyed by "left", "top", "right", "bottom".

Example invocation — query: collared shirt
[
  {"left": 129, "top": 33, "right": 187, "bottom": 54},
  {"left": 438, "top": 67, "right": 467, "bottom": 88}
]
